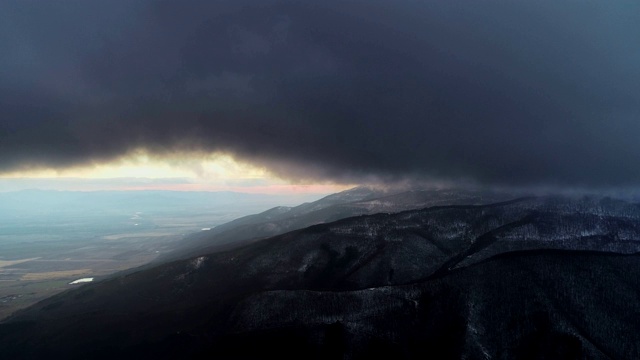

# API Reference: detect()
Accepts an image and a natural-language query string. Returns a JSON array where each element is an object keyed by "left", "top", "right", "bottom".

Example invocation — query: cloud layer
[{"left": 2, "top": 1, "right": 640, "bottom": 187}]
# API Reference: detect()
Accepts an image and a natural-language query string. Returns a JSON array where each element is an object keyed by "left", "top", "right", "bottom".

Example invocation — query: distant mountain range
[{"left": 2, "top": 194, "right": 640, "bottom": 359}]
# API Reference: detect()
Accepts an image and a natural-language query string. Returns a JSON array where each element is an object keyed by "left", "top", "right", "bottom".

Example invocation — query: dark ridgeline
[
  {"left": 2, "top": 195, "right": 640, "bottom": 359},
  {"left": 162, "top": 186, "right": 514, "bottom": 262}
]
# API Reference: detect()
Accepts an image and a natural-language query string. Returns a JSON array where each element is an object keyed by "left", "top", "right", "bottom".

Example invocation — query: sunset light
[{"left": 0, "top": 150, "right": 350, "bottom": 194}]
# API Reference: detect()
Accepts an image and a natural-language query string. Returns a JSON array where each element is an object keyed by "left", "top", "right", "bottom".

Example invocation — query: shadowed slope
[{"left": 2, "top": 196, "right": 640, "bottom": 359}]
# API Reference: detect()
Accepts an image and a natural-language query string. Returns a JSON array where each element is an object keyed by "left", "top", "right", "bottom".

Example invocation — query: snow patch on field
[{"left": 69, "top": 278, "right": 94, "bottom": 285}]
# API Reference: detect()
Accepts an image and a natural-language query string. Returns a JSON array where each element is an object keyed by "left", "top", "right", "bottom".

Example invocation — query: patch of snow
[
  {"left": 69, "top": 277, "right": 94, "bottom": 285},
  {"left": 297, "top": 252, "right": 318, "bottom": 273},
  {"left": 273, "top": 206, "right": 291, "bottom": 213},
  {"left": 190, "top": 256, "right": 207, "bottom": 269},
  {"left": 201, "top": 228, "right": 211, "bottom": 231}
]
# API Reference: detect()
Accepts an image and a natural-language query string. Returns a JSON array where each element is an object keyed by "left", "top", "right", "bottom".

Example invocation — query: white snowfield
[{"left": 69, "top": 278, "right": 94, "bottom": 285}]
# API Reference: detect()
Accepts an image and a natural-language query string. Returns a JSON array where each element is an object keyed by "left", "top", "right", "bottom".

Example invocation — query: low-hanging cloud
[{"left": 1, "top": 1, "right": 640, "bottom": 187}]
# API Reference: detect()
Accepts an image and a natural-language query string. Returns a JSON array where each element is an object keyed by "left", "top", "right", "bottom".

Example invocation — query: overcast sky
[{"left": 1, "top": 1, "right": 639, "bottom": 189}]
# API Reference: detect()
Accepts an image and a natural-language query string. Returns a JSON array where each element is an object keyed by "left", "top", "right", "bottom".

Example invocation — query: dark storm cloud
[{"left": 2, "top": 1, "right": 640, "bottom": 186}]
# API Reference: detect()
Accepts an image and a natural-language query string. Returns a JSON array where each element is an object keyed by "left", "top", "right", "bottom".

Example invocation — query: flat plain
[{"left": 0, "top": 190, "right": 318, "bottom": 319}]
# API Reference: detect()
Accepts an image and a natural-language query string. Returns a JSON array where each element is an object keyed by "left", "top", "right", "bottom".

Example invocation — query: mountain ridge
[{"left": 3, "top": 194, "right": 640, "bottom": 359}]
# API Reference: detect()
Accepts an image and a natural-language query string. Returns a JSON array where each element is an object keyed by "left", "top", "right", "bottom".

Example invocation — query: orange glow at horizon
[
  {"left": 112, "top": 183, "right": 351, "bottom": 194},
  {"left": 0, "top": 150, "right": 352, "bottom": 194}
]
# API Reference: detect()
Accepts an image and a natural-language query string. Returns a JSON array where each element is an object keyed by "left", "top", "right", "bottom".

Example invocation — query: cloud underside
[{"left": 2, "top": 1, "right": 640, "bottom": 187}]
